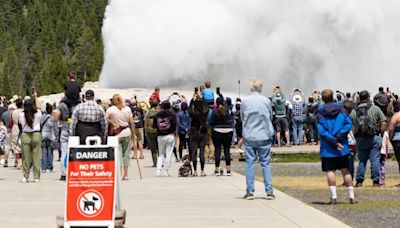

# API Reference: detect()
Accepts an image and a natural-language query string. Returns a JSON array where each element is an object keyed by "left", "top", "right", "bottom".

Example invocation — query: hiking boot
[
  {"left": 373, "top": 182, "right": 380, "bottom": 187},
  {"left": 355, "top": 182, "right": 362, "bottom": 188},
  {"left": 60, "top": 175, "right": 66, "bottom": 181},
  {"left": 266, "top": 192, "right": 276, "bottom": 200},
  {"left": 243, "top": 192, "right": 255, "bottom": 200},
  {"left": 329, "top": 198, "right": 337, "bottom": 205},
  {"left": 349, "top": 198, "right": 358, "bottom": 204}
]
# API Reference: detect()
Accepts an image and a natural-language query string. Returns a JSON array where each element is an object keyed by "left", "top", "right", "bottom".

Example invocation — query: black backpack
[{"left": 354, "top": 103, "right": 378, "bottom": 137}]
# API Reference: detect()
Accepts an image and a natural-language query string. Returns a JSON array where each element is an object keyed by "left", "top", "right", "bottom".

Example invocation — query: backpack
[
  {"left": 146, "top": 109, "right": 158, "bottom": 134},
  {"left": 156, "top": 116, "right": 171, "bottom": 132},
  {"left": 354, "top": 103, "right": 378, "bottom": 137}
]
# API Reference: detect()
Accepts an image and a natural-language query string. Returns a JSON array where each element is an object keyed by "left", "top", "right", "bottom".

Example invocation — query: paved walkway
[{"left": 0, "top": 150, "right": 349, "bottom": 228}]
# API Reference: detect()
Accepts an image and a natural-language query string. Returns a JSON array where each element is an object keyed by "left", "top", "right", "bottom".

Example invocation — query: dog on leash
[{"left": 178, "top": 154, "right": 193, "bottom": 177}]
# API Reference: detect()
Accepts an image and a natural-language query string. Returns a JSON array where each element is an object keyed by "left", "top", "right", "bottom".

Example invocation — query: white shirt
[{"left": 19, "top": 110, "right": 42, "bottom": 132}]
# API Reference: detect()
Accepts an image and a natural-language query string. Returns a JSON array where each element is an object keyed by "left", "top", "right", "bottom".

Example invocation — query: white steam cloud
[{"left": 100, "top": 0, "right": 400, "bottom": 93}]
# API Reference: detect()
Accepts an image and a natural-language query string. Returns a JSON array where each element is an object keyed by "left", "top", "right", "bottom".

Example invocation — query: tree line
[{"left": 0, "top": 0, "right": 108, "bottom": 98}]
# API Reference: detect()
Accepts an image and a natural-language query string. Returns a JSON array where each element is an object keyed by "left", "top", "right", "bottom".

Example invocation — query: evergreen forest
[{"left": 0, "top": 0, "right": 108, "bottom": 98}]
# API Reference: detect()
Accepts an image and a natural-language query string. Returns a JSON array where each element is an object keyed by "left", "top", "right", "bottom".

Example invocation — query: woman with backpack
[
  {"left": 40, "top": 103, "right": 56, "bottom": 173},
  {"left": 188, "top": 98, "right": 208, "bottom": 177},
  {"left": 19, "top": 95, "right": 42, "bottom": 183},
  {"left": 153, "top": 101, "right": 177, "bottom": 177},
  {"left": 106, "top": 94, "right": 135, "bottom": 180},
  {"left": 145, "top": 100, "right": 160, "bottom": 167},
  {"left": 210, "top": 97, "right": 234, "bottom": 176}
]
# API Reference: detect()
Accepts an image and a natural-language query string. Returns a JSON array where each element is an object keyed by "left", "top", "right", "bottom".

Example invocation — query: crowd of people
[{"left": 1, "top": 72, "right": 400, "bottom": 204}]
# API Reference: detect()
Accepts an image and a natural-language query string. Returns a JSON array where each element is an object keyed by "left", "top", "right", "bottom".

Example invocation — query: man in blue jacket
[{"left": 316, "top": 89, "right": 356, "bottom": 204}]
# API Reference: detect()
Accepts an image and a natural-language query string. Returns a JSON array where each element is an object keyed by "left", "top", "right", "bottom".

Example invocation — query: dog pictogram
[{"left": 77, "top": 190, "right": 104, "bottom": 217}]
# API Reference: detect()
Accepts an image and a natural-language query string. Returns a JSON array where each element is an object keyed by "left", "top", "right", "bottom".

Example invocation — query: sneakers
[
  {"left": 243, "top": 192, "right": 255, "bottom": 200},
  {"left": 329, "top": 198, "right": 337, "bottom": 205},
  {"left": 60, "top": 175, "right": 66, "bottom": 181},
  {"left": 164, "top": 170, "right": 169, "bottom": 177},
  {"left": 349, "top": 198, "right": 358, "bottom": 204},
  {"left": 156, "top": 170, "right": 161, "bottom": 177},
  {"left": 355, "top": 182, "right": 362, "bottom": 188},
  {"left": 226, "top": 171, "right": 232, "bottom": 176},
  {"left": 34, "top": 179, "right": 40, "bottom": 183},
  {"left": 3, "top": 160, "right": 8, "bottom": 168},
  {"left": 0, "top": 159, "right": 4, "bottom": 166},
  {"left": 22, "top": 177, "right": 27, "bottom": 183},
  {"left": 46, "top": 169, "right": 51, "bottom": 173},
  {"left": 266, "top": 192, "right": 276, "bottom": 200},
  {"left": 214, "top": 171, "right": 220, "bottom": 177}
]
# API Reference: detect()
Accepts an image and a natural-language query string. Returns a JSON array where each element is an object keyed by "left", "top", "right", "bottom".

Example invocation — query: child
[{"left": 316, "top": 89, "right": 356, "bottom": 204}]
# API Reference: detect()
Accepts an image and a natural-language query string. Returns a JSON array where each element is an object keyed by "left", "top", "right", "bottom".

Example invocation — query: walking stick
[{"left": 135, "top": 156, "right": 143, "bottom": 180}]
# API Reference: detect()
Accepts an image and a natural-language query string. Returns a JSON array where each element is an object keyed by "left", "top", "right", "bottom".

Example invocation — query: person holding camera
[
  {"left": 271, "top": 86, "right": 291, "bottom": 147},
  {"left": 290, "top": 88, "right": 305, "bottom": 145}
]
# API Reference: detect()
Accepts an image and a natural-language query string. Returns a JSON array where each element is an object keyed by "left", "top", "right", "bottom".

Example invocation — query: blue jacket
[
  {"left": 176, "top": 110, "right": 191, "bottom": 134},
  {"left": 316, "top": 102, "right": 352, "bottom": 158}
]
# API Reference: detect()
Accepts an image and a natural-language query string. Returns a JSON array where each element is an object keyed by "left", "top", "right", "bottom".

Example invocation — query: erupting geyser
[{"left": 100, "top": 0, "right": 400, "bottom": 92}]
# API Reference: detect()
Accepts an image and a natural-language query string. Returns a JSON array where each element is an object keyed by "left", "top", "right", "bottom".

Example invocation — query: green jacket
[{"left": 272, "top": 95, "right": 287, "bottom": 117}]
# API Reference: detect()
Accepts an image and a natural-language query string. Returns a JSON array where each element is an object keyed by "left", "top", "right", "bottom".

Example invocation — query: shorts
[
  {"left": 133, "top": 128, "right": 144, "bottom": 145},
  {"left": 321, "top": 155, "right": 349, "bottom": 172},
  {"left": 275, "top": 117, "right": 289, "bottom": 132},
  {"left": 235, "top": 125, "right": 243, "bottom": 138}
]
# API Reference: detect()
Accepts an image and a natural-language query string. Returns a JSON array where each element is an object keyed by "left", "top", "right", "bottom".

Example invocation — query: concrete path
[{"left": 0, "top": 150, "right": 349, "bottom": 228}]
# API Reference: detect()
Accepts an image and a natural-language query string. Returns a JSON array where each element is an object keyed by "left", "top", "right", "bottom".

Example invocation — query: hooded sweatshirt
[{"left": 316, "top": 102, "right": 352, "bottom": 158}]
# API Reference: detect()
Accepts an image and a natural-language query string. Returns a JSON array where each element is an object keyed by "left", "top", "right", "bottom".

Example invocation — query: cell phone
[
  {"left": 31, "top": 86, "right": 36, "bottom": 94},
  {"left": 387, "top": 87, "right": 390, "bottom": 92},
  {"left": 276, "top": 86, "right": 280, "bottom": 89},
  {"left": 216, "top": 87, "right": 220, "bottom": 95},
  {"left": 194, "top": 87, "right": 198, "bottom": 93}
]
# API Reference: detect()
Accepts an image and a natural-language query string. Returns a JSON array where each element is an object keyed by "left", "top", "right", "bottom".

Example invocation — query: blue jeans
[
  {"left": 244, "top": 139, "right": 273, "bottom": 193},
  {"left": 356, "top": 136, "right": 382, "bottom": 183},
  {"left": 292, "top": 116, "right": 304, "bottom": 144},
  {"left": 41, "top": 145, "right": 53, "bottom": 171}
]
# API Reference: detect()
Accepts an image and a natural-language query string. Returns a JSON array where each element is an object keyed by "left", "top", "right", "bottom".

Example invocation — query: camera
[
  {"left": 194, "top": 87, "right": 198, "bottom": 93},
  {"left": 216, "top": 87, "right": 221, "bottom": 95}
]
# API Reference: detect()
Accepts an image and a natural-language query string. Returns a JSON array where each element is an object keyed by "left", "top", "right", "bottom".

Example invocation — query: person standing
[
  {"left": 106, "top": 94, "right": 135, "bottom": 180},
  {"left": 211, "top": 97, "right": 234, "bottom": 176},
  {"left": 389, "top": 109, "right": 400, "bottom": 186},
  {"left": 54, "top": 96, "right": 71, "bottom": 181},
  {"left": 290, "top": 89, "right": 305, "bottom": 145},
  {"left": 351, "top": 90, "right": 387, "bottom": 187},
  {"left": 130, "top": 100, "right": 145, "bottom": 159},
  {"left": 64, "top": 71, "right": 81, "bottom": 112},
  {"left": 241, "top": 79, "right": 275, "bottom": 200},
  {"left": 271, "top": 87, "right": 290, "bottom": 147},
  {"left": 373, "top": 87, "right": 389, "bottom": 117},
  {"left": 19, "top": 95, "right": 42, "bottom": 183},
  {"left": 188, "top": 98, "right": 208, "bottom": 177},
  {"left": 11, "top": 98, "right": 24, "bottom": 169},
  {"left": 176, "top": 102, "right": 191, "bottom": 161},
  {"left": 40, "top": 103, "right": 56, "bottom": 173},
  {"left": 144, "top": 100, "right": 160, "bottom": 167},
  {"left": 153, "top": 101, "right": 177, "bottom": 177},
  {"left": 0, "top": 105, "right": 15, "bottom": 168},
  {"left": 70, "top": 90, "right": 107, "bottom": 144},
  {"left": 149, "top": 87, "right": 161, "bottom": 105},
  {"left": 316, "top": 89, "right": 356, "bottom": 204}
]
